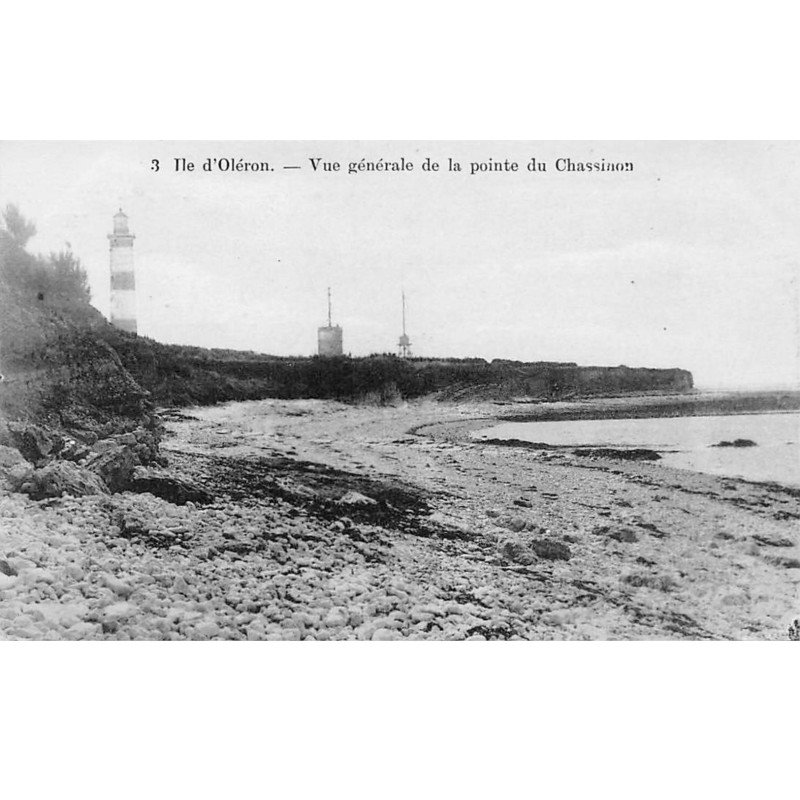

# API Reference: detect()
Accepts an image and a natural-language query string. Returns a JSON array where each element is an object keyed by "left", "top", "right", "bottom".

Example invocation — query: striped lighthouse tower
[{"left": 108, "top": 208, "right": 137, "bottom": 333}]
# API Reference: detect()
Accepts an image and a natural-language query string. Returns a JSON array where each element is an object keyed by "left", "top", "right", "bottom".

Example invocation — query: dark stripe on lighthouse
[{"left": 111, "top": 272, "right": 136, "bottom": 290}]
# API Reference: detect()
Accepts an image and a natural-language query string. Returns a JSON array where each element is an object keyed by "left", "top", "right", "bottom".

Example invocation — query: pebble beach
[{"left": 2, "top": 397, "right": 799, "bottom": 640}]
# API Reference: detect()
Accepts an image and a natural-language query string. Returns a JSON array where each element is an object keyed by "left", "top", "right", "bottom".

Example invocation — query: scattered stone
[
  {"left": 324, "top": 607, "right": 349, "bottom": 628},
  {"left": 246, "top": 620, "right": 267, "bottom": 640},
  {"left": 765, "top": 555, "right": 800, "bottom": 570},
  {"left": 276, "top": 627, "right": 303, "bottom": 641},
  {"left": 7, "top": 422, "right": 63, "bottom": 462},
  {"left": 0, "top": 445, "right": 34, "bottom": 491},
  {"left": 530, "top": 539, "right": 571, "bottom": 561},
  {"left": 348, "top": 610, "right": 365, "bottom": 627},
  {"left": 0, "top": 559, "right": 18, "bottom": 577},
  {"left": 0, "top": 574, "right": 18, "bottom": 591},
  {"left": 65, "top": 622, "right": 100, "bottom": 639},
  {"left": 104, "top": 601, "right": 137, "bottom": 620},
  {"left": 498, "top": 538, "right": 538, "bottom": 566},
  {"left": 609, "top": 528, "right": 639, "bottom": 544},
  {"left": 752, "top": 533, "right": 795, "bottom": 548},
  {"left": 60, "top": 438, "right": 91, "bottom": 462},
  {"left": 635, "top": 521, "right": 668, "bottom": 538},
  {"left": 720, "top": 589, "right": 749, "bottom": 606},
  {"left": 102, "top": 574, "right": 134, "bottom": 598},
  {"left": 85, "top": 445, "right": 137, "bottom": 492},
  {"left": 91, "top": 438, "right": 121, "bottom": 455},
  {"left": 24, "top": 460, "right": 109, "bottom": 499},
  {"left": 128, "top": 466, "right": 213, "bottom": 505},
  {"left": 21, "top": 567, "right": 56, "bottom": 585},
  {"left": 573, "top": 448, "right": 661, "bottom": 461},
  {"left": 621, "top": 572, "right": 679, "bottom": 592},
  {"left": 592, "top": 524, "right": 611, "bottom": 535},
  {"left": 371, "top": 627, "right": 401, "bottom": 641},
  {"left": 337, "top": 490, "right": 378, "bottom": 506},
  {"left": 502, "top": 516, "right": 527, "bottom": 533},
  {"left": 194, "top": 621, "right": 221, "bottom": 639}
]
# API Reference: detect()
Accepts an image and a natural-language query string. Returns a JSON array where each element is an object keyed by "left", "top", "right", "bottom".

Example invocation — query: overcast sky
[{"left": 1, "top": 140, "right": 798, "bottom": 389}]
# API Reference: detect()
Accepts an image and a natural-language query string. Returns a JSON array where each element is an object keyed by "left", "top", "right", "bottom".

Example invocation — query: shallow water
[{"left": 474, "top": 411, "right": 800, "bottom": 487}]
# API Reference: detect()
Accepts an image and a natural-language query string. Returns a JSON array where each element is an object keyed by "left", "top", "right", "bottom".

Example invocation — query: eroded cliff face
[
  {"left": 94, "top": 348, "right": 693, "bottom": 408},
  {"left": 0, "top": 275, "right": 154, "bottom": 437},
  {"left": 0, "top": 256, "right": 177, "bottom": 502}
]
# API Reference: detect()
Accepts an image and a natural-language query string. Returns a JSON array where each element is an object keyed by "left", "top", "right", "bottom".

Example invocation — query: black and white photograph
[
  {"left": 2, "top": 4, "right": 799, "bottom": 796},
  {"left": 1, "top": 140, "right": 798, "bottom": 642}
]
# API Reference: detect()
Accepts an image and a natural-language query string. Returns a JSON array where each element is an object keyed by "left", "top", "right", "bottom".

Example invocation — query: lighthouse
[{"left": 107, "top": 208, "right": 137, "bottom": 333}]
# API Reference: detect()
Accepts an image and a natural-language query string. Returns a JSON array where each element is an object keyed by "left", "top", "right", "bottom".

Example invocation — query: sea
[{"left": 474, "top": 411, "right": 800, "bottom": 488}]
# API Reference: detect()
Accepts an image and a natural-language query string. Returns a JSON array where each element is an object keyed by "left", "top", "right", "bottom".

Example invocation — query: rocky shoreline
[{"left": 1, "top": 396, "right": 799, "bottom": 640}]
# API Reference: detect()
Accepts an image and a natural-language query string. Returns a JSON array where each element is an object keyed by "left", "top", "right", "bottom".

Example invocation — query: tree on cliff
[
  {"left": 2, "top": 204, "right": 37, "bottom": 248},
  {"left": 48, "top": 248, "right": 91, "bottom": 302},
  {"left": 0, "top": 205, "right": 90, "bottom": 303}
]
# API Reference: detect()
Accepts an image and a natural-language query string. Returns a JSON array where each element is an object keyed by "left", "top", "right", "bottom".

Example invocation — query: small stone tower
[
  {"left": 108, "top": 208, "right": 137, "bottom": 334},
  {"left": 318, "top": 287, "right": 343, "bottom": 357}
]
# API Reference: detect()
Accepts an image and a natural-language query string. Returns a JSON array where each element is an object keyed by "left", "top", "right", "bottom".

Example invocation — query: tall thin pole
[{"left": 327, "top": 287, "right": 332, "bottom": 327}]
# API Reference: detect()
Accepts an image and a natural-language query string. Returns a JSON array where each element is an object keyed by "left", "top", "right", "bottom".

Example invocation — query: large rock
[
  {"left": 85, "top": 444, "right": 137, "bottom": 492},
  {"left": 130, "top": 426, "right": 160, "bottom": 465},
  {"left": 128, "top": 465, "right": 213, "bottom": 505},
  {"left": 59, "top": 437, "right": 91, "bottom": 463},
  {"left": 24, "top": 460, "right": 109, "bottom": 499},
  {"left": 0, "top": 444, "right": 34, "bottom": 492},
  {"left": 337, "top": 490, "right": 377, "bottom": 506},
  {"left": 498, "top": 537, "right": 538, "bottom": 565},
  {"left": 92, "top": 431, "right": 158, "bottom": 466},
  {"left": 6, "top": 422, "right": 63, "bottom": 463},
  {"left": 530, "top": 538, "right": 572, "bottom": 561},
  {"left": 91, "top": 438, "right": 122, "bottom": 455}
]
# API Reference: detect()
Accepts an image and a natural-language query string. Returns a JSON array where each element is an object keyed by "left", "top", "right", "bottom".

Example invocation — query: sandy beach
[{"left": 1, "top": 395, "right": 798, "bottom": 640}]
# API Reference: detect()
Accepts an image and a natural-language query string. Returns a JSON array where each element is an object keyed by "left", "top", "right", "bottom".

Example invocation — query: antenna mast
[
  {"left": 398, "top": 289, "right": 412, "bottom": 358},
  {"left": 327, "top": 286, "right": 332, "bottom": 327}
]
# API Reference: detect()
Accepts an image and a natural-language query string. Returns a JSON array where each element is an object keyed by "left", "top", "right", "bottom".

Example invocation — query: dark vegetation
[{"left": 97, "top": 336, "right": 693, "bottom": 409}]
